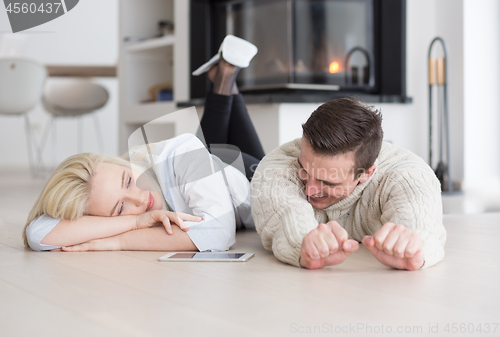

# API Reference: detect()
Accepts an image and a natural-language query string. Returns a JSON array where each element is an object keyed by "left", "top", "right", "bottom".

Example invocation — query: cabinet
[{"left": 118, "top": 0, "right": 190, "bottom": 154}]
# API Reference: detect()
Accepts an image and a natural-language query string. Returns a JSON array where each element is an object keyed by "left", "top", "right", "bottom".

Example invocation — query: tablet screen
[{"left": 169, "top": 252, "right": 245, "bottom": 259}]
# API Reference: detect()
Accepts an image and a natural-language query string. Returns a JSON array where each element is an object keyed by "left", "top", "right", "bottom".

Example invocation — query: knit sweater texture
[{"left": 250, "top": 138, "right": 446, "bottom": 268}]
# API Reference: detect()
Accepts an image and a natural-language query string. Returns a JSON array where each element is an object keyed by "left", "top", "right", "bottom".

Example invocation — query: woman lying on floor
[{"left": 22, "top": 35, "right": 264, "bottom": 252}]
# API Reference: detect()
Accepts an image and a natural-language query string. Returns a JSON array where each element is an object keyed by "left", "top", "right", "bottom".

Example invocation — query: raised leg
[
  {"left": 199, "top": 59, "right": 238, "bottom": 146},
  {"left": 228, "top": 94, "right": 265, "bottom": 161},
  {"left": 198, "top": 59, "right": 265, "bottom": 180}
]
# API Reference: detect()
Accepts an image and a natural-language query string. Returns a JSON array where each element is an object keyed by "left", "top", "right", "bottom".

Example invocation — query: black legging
[{"left": 198, "top": 93, "right": 265, "bottom": 180}]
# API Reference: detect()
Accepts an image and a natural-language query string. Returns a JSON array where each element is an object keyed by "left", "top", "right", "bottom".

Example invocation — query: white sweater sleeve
[
  {"left": 251, "top": 140, "right": 318, "bottom": 267},
  {"left": 25, "top": 214, "right": 62, "bottom": 251},
  {"left": 379, "top": 169, "right": 447, "bottom": 269}
]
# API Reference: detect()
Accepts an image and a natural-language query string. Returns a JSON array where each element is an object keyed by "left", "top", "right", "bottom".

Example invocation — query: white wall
[
  {"left": 0, "top": 0, "right": 118, "bottom": 168},
  {"left": 379, "top": 0, "right": 464, "bottom": 185},
  {"left": 463, "top": 0, "right": 500, "bottom": 206}
]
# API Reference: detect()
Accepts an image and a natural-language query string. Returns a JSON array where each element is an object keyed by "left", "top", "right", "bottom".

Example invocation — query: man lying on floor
[{"left": 251, "top": 98, "right": 446, "bottom": 270}]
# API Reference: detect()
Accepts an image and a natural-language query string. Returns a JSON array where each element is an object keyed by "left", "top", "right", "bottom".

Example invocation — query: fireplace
[{"left": 190, "top": 0, "right": 409, "bottom": 103}]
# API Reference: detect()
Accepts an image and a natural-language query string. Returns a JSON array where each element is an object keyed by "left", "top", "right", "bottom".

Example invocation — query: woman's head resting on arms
[{"left": 22, "top": 153, "right": 164, "bottom": 247}]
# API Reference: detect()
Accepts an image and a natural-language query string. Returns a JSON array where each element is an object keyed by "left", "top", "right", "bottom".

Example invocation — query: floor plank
[{"left": 0, "top": 279, "right": 126, "bottom": 337}]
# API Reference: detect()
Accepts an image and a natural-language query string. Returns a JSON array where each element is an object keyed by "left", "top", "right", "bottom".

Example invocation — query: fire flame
[{"left": 329, "top": 61, "right": 340, "bottom": 73}]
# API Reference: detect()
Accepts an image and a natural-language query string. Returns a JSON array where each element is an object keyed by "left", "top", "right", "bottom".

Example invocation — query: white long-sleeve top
[
  {"left": 26, "top": 134, "right": 253, "bottom": 252},
  {"left": 250, "top": 138, "right": 446, "bottom": 268}
]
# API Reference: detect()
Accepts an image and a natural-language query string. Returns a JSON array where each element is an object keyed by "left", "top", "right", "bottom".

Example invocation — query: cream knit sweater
[{"left": 250, "top": 138, "right": 446, "bottom": 269}]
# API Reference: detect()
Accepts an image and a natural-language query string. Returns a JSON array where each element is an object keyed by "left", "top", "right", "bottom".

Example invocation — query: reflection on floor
[{"left": 442, "top": 188, "right": 500, "bottom": 214}]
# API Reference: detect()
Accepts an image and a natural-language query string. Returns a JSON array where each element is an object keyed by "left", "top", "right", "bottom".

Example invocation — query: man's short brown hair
[{"left": 301, "top": 97, "right": 383, "bottom": 175}]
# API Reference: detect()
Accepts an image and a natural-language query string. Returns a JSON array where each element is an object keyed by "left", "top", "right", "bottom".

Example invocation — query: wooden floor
[{"left": 1, "top": 168, "right": 500, "bottom": 337}]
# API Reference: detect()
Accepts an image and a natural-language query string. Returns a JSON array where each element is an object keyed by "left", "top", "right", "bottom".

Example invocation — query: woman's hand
[{"left": 135, "top": 210, "right": 202, "bottom": 235}]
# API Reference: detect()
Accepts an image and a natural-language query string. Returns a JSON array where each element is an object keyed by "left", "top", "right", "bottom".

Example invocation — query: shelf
[
  {"left": 119, "top": 0, "right": 190, "bottom": 154},
  {"left": 178, "top": 91, "right": 412, "bottom": 106},
  {"left": 125, "top": 35, "right": 175, "bottom": 53}
]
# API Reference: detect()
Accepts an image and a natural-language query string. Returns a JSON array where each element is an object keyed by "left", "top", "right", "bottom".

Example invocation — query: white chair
[
  {"left": 0, "top": 58, "right": 47, "bottom": 175},
  {"left": 40, "top": 79, "right": 108, "bottom": 164}
]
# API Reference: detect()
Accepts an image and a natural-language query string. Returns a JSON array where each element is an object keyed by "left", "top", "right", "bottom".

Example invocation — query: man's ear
[{"left": 359, "top": 165, "right": 376, "bottom": 183}]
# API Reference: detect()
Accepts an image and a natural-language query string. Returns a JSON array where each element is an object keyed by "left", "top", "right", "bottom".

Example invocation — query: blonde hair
[
  {"left": 22, "top": 153, "right": 132, "bottom": 248},
  {"left": 22, "top": 142, "right": 168, "bottom": 249}
]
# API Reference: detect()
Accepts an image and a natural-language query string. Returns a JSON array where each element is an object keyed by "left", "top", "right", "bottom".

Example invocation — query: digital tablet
[{"left": 158, "top": 252, "right": 254, "bottom": 262}]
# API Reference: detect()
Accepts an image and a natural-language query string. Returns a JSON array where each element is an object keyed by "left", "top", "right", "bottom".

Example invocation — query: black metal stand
[{"left": 428, "top": 37, "right": 453, "bottom": 192}]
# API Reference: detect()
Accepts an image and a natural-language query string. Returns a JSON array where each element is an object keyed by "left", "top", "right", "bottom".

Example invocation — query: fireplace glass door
[{"left": 213, "top": 0, "right": 375, "bottom": 92}]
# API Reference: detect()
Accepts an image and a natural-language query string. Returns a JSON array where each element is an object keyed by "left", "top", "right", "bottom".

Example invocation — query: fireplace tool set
[{"left": 428, "top": 37, "right": 452, "bottom": 192}]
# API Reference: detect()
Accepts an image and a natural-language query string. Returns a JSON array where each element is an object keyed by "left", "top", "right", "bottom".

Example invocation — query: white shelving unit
[{"left": 118, "top": 0, "right": 191, "bottom": 154}]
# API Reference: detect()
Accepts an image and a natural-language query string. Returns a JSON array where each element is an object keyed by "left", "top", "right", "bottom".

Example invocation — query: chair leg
[
  {"left": 23, "top": 114, "right": 36, "bottom": 176},
  {"left": 40, "top": 116, "right": 52, "bottom": 152},
  {"left": 40, "top": 116, "right": 56, "bottom": 172},
  {"left": 78, "top": 116, "right": 83, "bottom": 153},
  {"left": 93, "top": 114, "right": 105, "bottom": 153},
  {"left": 51, "top": 118, "right": 57, "bottom": 168},
  {"left": 23, "top": 113, "right": 47, "bottom": 176}
]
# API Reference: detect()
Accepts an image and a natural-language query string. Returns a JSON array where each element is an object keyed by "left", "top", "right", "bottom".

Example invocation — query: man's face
[{"left": 298, "top": 138, "right": 374, "bottom": 209}]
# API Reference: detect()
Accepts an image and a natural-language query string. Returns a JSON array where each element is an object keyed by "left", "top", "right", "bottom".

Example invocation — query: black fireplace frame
[{"left": 187, "top": 0, "right": 410, "bottom": 104}]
